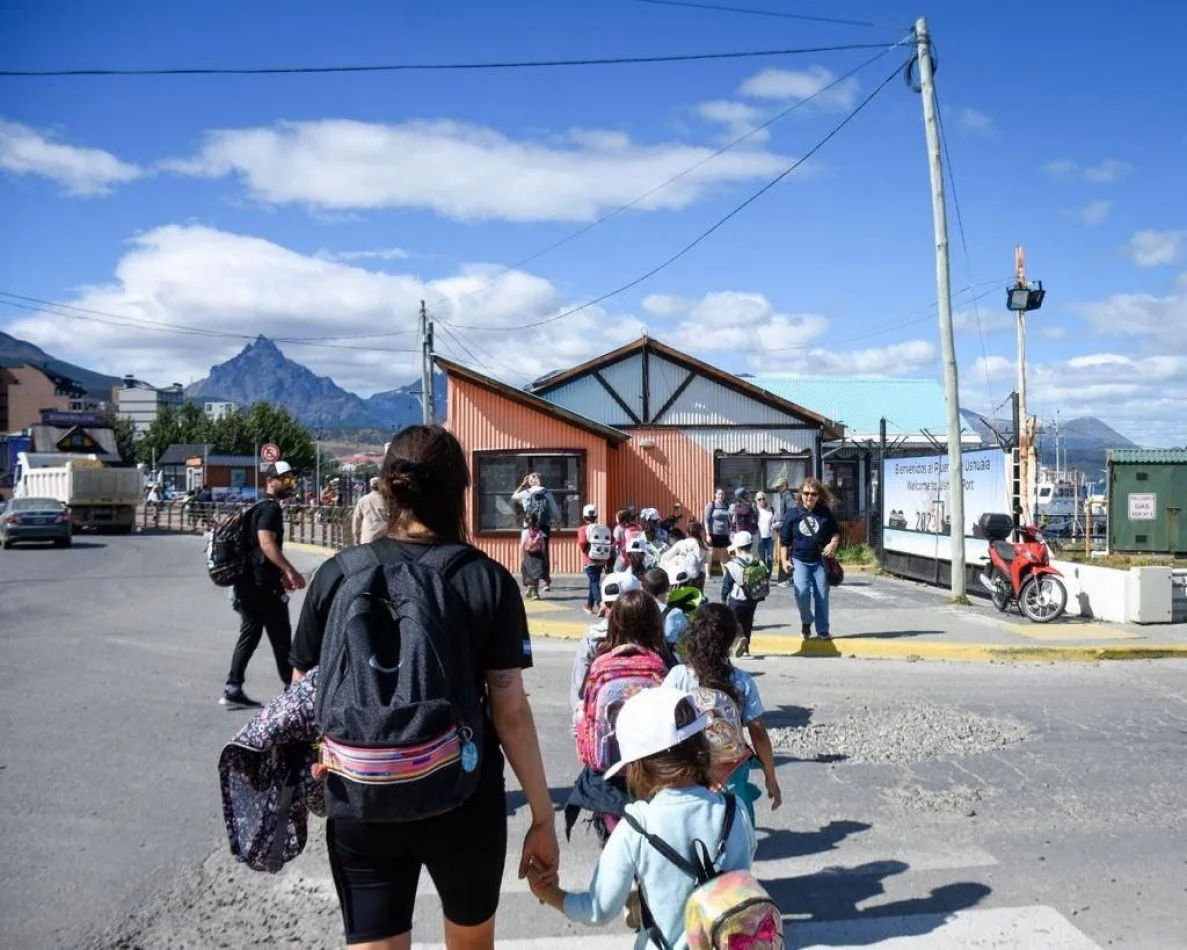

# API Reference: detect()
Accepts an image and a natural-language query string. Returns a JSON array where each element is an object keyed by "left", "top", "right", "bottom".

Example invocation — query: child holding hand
[{"left": 528, "top": 687, "right": 756, "bottom": 950}]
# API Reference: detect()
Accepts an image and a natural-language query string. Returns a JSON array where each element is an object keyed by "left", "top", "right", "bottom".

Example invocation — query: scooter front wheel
[{"left": 1019, "top": 575, "right": 1067, "bottom": 623}]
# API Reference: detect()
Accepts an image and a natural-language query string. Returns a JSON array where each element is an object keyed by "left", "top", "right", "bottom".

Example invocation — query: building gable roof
[
  {"left": 747, "top": 377, "right": 973, "bottom": 441},
  {"left": 528, "top": 336, "right": 843, "bottom": 440},
  {"left": 434, "top": 356, "right": 630, "bottom": 445},
  {"left": 29, "top": 424, "right": 120, "bottom": 462},
  {"left": 158, "top": 443, "right": 214, "bottom": 466}
]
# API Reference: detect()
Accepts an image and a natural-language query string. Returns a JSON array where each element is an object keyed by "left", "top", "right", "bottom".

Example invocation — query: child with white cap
[
  {"left": 529, "top": 687, "right": 758, "bottom": 950},
  {"left": 722, "top": 530, "right": 766, "bottom": 658}
]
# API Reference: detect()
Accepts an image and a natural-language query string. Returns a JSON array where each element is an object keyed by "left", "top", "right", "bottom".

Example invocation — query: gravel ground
[
  {"left": 768, "top": 701, "right": 1031, "bottom": 766},
  {"left": 97, "top": 833, "right": 341, "bottom": 950}
]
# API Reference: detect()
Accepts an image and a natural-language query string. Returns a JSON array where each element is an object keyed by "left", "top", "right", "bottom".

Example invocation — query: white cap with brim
[
  {"left": 600, "top": 570, "right": 641, "bottom": 604},
  {"left": 625, "top": 535, "right": 647, "bottom": 554},
  {"left": 266, "top": 460, "right": 293, "bottom": 479},
  {"left": 603, "top": 687, "right": 709, "bottom": 780},
  {"left": 729, "top": 530, "right": 753, "bottom": 551}
]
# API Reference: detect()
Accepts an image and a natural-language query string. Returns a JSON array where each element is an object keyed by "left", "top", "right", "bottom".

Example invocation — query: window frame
[
  {"left": 713, "top": 454, "right": 811, "bottom": 497},
  {"left": 472, "top": 448, "right": 588, "bottom": 537}
]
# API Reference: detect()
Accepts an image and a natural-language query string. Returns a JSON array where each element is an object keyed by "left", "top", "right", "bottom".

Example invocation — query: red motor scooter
[{"left": 977, "top": 513, "right": 1067, "bottom": 623}]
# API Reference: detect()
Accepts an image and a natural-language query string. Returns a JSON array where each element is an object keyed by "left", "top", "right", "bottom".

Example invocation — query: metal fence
[{"left": 137, "top": 503, "right": 352, "bottom": 551}]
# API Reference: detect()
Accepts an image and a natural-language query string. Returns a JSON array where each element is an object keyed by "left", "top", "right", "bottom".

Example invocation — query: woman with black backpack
[{"left": 290, "top": 425, "right": 558, "bottom": 950}]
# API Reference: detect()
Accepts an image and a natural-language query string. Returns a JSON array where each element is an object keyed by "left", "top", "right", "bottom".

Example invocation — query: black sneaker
[
  {"left": 219, "top": 688, "right": 262, "bottom": 709},
  {"left": 801, "top": 623, "right": 812, "bottom": 638}
]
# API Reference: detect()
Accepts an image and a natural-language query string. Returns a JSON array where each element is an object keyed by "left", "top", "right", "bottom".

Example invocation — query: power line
[
  {"left": 432, "top": 314, "right": 523, "bottom": 381},
  {"left": 934, "top": 90, "right": 994, "bottom": 408},
  {"left": 439, "top": 56, "right": 908, "bottom": 333},
  {"left": 634, "top": 0, "right": 907, "bottom": 31},
  {"left": 0, "top": 293, "right": 418, "bottom": 353},
  {"left": 0, "top": 43, "right": 899, "bottom": 78},
  {"left": 425, "top": 37, "right": 910, "bottom": 317}
]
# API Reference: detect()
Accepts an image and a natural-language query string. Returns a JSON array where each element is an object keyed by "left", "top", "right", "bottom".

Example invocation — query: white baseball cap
[
  {"left": 600, "top": 571, "right": 641, "bottom": 604},
  {"left": 729, "top": 531, "right": 753, "bottom": 551},
  {"left": 625, "top": 535, "right": 647, "bottom": 554},
  {"left": 665, "top": 562, "right": 693, "bottom": 586},
  {"left": 603, "top": 688, "right": 709, "bottom": 780},
  {"left": 266, "top": 460, "right": 293, "bottom": 479},
  {"left": 640, "top": 507, "right": 660, "bottom": 522},
  {"left": 583, "top": 503, "right": 597, "bottom": 518}
]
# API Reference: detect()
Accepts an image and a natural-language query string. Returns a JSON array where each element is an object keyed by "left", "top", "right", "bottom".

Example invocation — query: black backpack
[
  {"left": 206, "top": 500, "right": 265, "bottom": 587},
  {"left": 315, "top": 542, "right": 485, "bottom": 823}
]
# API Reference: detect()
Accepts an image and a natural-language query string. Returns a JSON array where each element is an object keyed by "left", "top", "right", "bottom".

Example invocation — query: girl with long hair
[
  {"left": 663, "top": 604, "right": 781, "bottom": 823},
  {"left": 291, "top": 425, "right": 558, "bottom": 950}
]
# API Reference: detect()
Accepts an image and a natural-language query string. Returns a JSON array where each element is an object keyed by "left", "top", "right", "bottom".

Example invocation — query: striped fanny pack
[{"left": 320, "top": 730, "right": 462, "bottom": 785}]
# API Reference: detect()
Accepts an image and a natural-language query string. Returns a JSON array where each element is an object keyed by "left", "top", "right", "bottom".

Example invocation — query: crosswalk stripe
[
  {"left": 410, "top": 904, "right": 1099, "bottom": 949},
  {"left": 791, "top": 904, "right": 1100, "bottom": 949},
  {"left": 408, "top": 842, "right": 999, "bottom": 897}
]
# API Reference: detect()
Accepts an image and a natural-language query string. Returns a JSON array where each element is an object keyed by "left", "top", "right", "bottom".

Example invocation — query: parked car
[{"left": 0, "top": 496, "right": 72, "bottom": 549}]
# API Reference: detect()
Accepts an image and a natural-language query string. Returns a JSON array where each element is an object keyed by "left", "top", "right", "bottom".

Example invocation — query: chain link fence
[{"left": 137, "top": 503, "right": 352, "bottom": 550}]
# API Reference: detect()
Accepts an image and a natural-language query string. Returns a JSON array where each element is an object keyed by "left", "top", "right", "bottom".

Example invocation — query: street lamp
[{"left": 1006, "top": 245, "right": 1046, "bottom": 528}]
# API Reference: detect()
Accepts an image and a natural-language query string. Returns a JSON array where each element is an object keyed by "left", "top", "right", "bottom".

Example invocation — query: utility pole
[
  {"left": 1011, "top": 391, "right": 1022, "bottom": 539},
  {"left": 419, "top": 300, "right": 434, "bottom": 425},
  {"left": 915, "top": 17, "right": 966, "bottom": 601},
  {"left": 877, "top": 416, "right": 887, "bottom": 562},
  {"left": 1013, "top": 245, "right": 1031, "bottom": 525}
]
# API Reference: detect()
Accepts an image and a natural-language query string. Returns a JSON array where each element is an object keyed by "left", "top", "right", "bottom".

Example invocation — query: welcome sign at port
[{"left": 883, "top": 448, "right": 1010, "bottom": 562}]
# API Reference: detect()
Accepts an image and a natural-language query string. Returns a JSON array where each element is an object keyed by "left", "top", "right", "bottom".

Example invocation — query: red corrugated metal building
[{"left": 438, "top": 338, "right": 842, "bottom": 576}]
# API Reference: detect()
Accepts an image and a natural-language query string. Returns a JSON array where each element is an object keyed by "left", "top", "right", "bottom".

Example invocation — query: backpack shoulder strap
[
  {"left": 334, "top": 542, "right": 381, "bottom": 578},
  {"left": 415, "top": 542, "right": 483, "bottom": 579},
  {"left": 621, "top": 810, "right": 698, "bottom": 878},
  {"left": 716, "top": 792, "right": 737, "bottom": 862}
]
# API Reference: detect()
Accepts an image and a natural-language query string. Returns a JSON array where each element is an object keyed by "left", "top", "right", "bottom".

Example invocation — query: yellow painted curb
[
  {"left": 288, "top": 542, "right": 338, "bottom": 557},
  {"left": 527, "top": 618, "right": 1187, "bottom": 662}
]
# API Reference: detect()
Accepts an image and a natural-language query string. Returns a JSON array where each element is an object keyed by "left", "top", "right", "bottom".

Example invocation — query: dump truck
[{"left": 15, "top": 453, "right": 141, "bottom": 532}]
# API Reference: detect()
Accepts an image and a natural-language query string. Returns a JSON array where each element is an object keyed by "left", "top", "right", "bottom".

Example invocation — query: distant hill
[
  {"left": 0, "top": 331, "right": 121, "bottom": 402},
  {"left": 185, "top": 337, "right": 379, "bottom": 427},
  {"left": 186, "top": 337, "right": 445, "bottom": 429},
  {"left": 961, "top": 408, "right": 1140, "bottom": 477},
  {"left": 364, "top": 375, "right": 446, "bottom": 430}
]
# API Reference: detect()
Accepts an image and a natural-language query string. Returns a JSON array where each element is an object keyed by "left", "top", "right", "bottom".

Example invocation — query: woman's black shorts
[
  {"left": 326, "top": 759, "right": 508, "bottom": 943},
  {"left": 710, "top": 533, "right": 731, "bottom": 550}
]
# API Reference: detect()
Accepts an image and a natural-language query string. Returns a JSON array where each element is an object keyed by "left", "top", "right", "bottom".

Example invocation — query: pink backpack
[{"left": 576, "top": 645, "right": 667, "bottom": 772}]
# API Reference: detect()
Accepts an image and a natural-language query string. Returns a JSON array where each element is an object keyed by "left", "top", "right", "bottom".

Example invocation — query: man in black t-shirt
[{"left": 220, "top": 461, "right": 307, "bottom": 709}]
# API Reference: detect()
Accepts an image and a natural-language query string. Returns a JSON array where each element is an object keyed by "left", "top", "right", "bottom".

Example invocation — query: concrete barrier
[
  {"left": 1052, "top": 559, "right": 1130, "bottom": 623},
  {"left": 1053, "top": 560, "right": 1179, "bottom": 624}
]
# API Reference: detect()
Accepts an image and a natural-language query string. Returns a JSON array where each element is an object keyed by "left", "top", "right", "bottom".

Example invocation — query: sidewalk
[
  {"left": 286, "top": 543, "right": 1187, "bottom": 661},
  {"left": 523, "top": 568, "right": 1187, "bottom": 662}
]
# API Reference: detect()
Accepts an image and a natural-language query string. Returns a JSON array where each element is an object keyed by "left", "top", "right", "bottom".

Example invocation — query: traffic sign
[{"left": 260, "top": 443, "right": 281, "bottom": 464}]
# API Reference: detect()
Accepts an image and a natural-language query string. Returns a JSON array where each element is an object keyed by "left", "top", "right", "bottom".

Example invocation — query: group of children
[{"left": 547, "top": 569, "right": 783, "bottom": 949}]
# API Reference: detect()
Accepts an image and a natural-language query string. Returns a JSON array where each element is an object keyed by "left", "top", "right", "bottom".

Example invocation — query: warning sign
[
  {"left": 1127, "top": 492, "right": 1157, "bottom": 521},
  {"left": 260, "top": 443, "right": 281, "bottom": 464}
]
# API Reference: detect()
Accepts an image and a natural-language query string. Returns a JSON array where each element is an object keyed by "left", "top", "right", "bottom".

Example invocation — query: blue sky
[{"left": 1, "top": 0, "right": 1185, "bottom": 444}]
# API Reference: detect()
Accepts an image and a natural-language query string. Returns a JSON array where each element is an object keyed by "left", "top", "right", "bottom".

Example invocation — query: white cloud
[
  {"left": 164, "top": 118, "right": 792, "bottom": 222},
  {"left": 319, "top": 247, "right": 410, "bottom": 262},
  {"left": 695, "top": 100, "right": 770, "bottom": 144},
  {"left": 972, "top": 354, "right": 1014, "bottom": 381},
  {"left": 0, "top": 117, "right": 143, "bottom": 196},
  {"left": 953, "top": 308, "right": 1015, "bottom": 335},
  {"left": 737, "top": 66, "right": 859, "bottom": 110},
  {"left": 1042, "top": 157, "right": 1132, "bottom": 183},
  {"left": 957, "top": 108, "right": 996, "bottom": 137},
  {"left": 1121, "top": 229, "right": 1184, "bottom": 268},
  {"left": 1039, "top": 325, "right": 1067, "bottom": 341},
  {"left": 1069, "top": 199, "right": 1111, "bottom": 226},
  {"left": 641, "top": 293, "right": 689, "bottom": 317},
  {"left": 1083, "top": 158, "right": 1133, "bottom": 183},
  {"left": 1, "top": 224, "right": 641, "bottom": 394}
]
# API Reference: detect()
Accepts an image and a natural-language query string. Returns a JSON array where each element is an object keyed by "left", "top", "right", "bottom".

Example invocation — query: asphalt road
[{"left": 2, "top": 535, "right": 1186, "bottom": 949}]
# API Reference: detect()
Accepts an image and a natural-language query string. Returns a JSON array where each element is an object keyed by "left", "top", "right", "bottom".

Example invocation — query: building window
[
  {"left": 714, "top": 456, "right": 809, "bottom": 496},
  {"left": 476, "top": 452, "right": 584, "bottom": 531},
  {"left": 823, "top": 460, "right": 860, "bottom": 516}
]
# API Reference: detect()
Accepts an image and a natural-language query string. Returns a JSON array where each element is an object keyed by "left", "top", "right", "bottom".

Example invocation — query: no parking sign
[{"left": 260, "top": 443, "right": 281, "bottom": 464}]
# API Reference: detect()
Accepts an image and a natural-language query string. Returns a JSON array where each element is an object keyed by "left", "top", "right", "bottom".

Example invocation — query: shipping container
[{"left": 1108, "top": 449, "right": 1187, "bottom": 555}]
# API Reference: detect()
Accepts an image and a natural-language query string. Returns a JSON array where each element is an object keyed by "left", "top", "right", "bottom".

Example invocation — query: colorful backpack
[
  {"left": 688, "top": 685, "right": 752, "bottom": 786},
  {"left": 576, "top": 645, "right": 667, "bottom": 772},
  {"left": 586, "top": 524, "right": 613, "bottom": 562},
  {"left": 623, "top": 794, "right": 783, "bottom": 950},
  {"left": 740, "top": 559, "right": 770, "bottom": 602}
]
